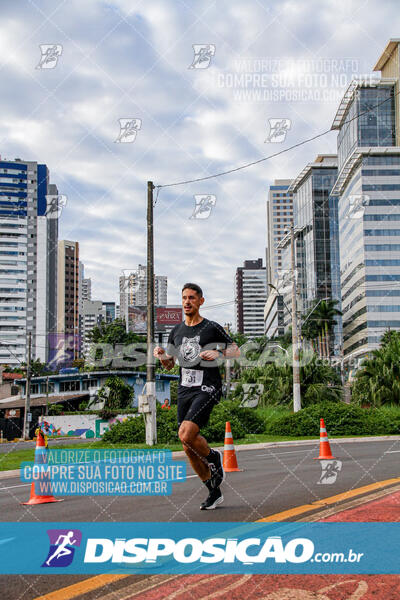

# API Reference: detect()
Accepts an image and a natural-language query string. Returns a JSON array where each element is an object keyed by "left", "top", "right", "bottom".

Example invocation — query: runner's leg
[{"left": 178, "top": 420, "right": 211, "bottom": 481}]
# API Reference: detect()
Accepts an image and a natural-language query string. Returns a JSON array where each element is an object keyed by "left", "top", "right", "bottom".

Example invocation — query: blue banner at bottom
[{"left": 0, "top": 522, "right": 399, "bottom": 574}]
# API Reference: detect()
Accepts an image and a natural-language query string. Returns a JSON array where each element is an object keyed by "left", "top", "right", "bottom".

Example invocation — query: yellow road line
[
  {"left": 256, "top": 477, "right": 400, "bottom": 522},
  {"left": 33, "top": 478, "right": 400, "bottom": 599},
  {"left": 32, "top": 574, "right": 129, "bottom": 600}
]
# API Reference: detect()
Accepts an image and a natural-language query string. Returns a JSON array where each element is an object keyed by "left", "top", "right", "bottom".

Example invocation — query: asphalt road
[{"left": 1, "top": 438, "right": 399, "bottom": 599}]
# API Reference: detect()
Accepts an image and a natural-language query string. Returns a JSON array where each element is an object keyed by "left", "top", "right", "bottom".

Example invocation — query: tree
[
  {"left": 85, "top": 318, "right": 146, "bottom": 371},
  {"left": 301, "top": 299, "right": 342, "bottom": 358},
  {"left": 230, "top": 352, "right": 342, "bottom": 409},
  {"left": 352, "top": 331, "right": 400, "bottom": 406},
  {"left": 87, "top": 318, "right": 145, "bottom": 346},
  {"left": 97, "top": 376, "right": 134, "bottom": 412}
]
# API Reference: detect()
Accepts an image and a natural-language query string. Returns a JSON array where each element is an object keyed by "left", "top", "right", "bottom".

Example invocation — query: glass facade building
[
  {"left": 286, "top": 156, "right": 341, "bottom": 353},
  {"left": 332, "top": 76, "right": 400, "bottom": 367}
]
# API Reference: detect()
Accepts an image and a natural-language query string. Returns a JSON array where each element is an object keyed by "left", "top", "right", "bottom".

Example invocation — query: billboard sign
[{"left": 128, "top": 306, "right": 183, "bottom": 333}]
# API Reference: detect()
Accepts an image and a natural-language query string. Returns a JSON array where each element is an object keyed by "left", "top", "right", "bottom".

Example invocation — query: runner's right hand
[{"left": 153, "top": 346, "right": 166, "bottom": 358}]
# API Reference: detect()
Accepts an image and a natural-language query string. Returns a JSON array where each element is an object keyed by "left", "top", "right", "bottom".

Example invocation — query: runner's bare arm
[{"left": 153, "top": 346, "right": 175, "bottom": 370}]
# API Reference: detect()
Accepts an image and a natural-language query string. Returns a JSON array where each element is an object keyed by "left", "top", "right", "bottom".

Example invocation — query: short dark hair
[{"left": 182, "top": 283, "right": 203, "bottom": 297}]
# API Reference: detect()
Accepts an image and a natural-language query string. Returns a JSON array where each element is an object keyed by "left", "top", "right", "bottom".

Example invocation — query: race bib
[{"left": 181, "top": 368, "right": 203, "bottom": 387}]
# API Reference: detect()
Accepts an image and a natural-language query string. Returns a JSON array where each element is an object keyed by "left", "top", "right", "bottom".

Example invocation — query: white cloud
[{"left": 1, "top": 0, "right": 400, "bottom": 327}]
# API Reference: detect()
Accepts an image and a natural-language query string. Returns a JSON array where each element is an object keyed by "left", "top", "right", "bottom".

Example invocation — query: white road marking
[
  {"left": 384, "top": 450, "right": 400, "bottom": 454},
  {"left": 254, "top": 449, "right": 314, "bottom": 457},
  {"left": 0, "top": 484, "right": 30, "bottom": 490}
]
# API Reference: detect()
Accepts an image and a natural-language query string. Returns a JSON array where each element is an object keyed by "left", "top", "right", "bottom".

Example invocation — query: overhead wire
[{"left": 156, "top": 86, "right": 400, "bottom": 189}]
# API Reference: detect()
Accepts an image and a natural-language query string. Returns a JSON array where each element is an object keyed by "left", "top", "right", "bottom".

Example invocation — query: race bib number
[{"left": 181, "top": 368, "right": 203, "bottom": 387}]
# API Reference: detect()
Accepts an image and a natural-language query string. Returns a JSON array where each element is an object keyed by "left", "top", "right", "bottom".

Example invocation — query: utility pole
[
  {"left": 23, "top": 332, "right": 32, "bottom": 440},
  {"left": 141, "top": 181, "right": 157, "bottom": 445},
  {"left": 290, "top": 224, "right": 301, "bottom": 412},
  {"left": 224, "top": 322, "right": 232, "bottom": 396},
  {"left": 45, "top": 375, "right": 49, "bottom": 417}
]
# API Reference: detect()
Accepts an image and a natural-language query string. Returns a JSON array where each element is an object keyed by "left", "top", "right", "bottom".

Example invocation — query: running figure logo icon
[
  {"left": 45, "top": 194, "right": 67, "bottom": 219},
  {"left": 317, "top": 459, "right": 342, "bottom": 485},
  {"left": 42, "top": 529, "right": 82, "bottom": 567},
  {"left": 115, "top": 118, "right": 142, "bottom": 143},
  {"left": 189, "top": 45, "right": 216, "bottom": 69},
  {"left": 265, "top": 118, "right": 291, "bottom": 143},
  {"left": 36, "top": 45, "right": 63, "bottom": 69},
  {"left": 190, "top": 195, "right": 216, "bottom": 219},
  {"left": 345, "top": 194, "right": 370, "bottom": 219}
]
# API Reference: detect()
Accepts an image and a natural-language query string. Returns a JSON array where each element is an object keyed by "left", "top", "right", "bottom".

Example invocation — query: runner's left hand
[{"left": 199, "top": 350, "right": 220, "bottom": 361}]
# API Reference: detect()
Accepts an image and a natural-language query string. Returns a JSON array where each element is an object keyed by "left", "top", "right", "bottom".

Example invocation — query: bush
[
  {"left": 101, "top": 400, "right": 265, "bottom": 445},
  {"left": 202, "top": 401, "right": 265, "bottom": 443},
  {"left": 102, "top": 415, "right": 145, "bottom": 444},
  {"left": 264, "top": 401, "right": 400, "bottom": 437}
]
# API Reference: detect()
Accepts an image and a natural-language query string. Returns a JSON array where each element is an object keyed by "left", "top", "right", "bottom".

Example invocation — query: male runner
[{"left": 153, "top": 283, "right": 240, "bottom": 510}]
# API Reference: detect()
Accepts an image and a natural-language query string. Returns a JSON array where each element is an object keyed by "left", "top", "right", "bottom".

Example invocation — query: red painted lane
[
  {"left": 123, "top": 573, "right": 400, "bottom": 599},
  {"left": 321, "top": 489, "right": 400, "bottom": 522},
  {"left": 118, "top": 492, "right": 400, "bottom": 599}
]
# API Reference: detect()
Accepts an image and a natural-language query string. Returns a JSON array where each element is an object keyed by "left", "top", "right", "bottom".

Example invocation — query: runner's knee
[{"left": 179, "top": 423, "right": 197, "bottom": 446}]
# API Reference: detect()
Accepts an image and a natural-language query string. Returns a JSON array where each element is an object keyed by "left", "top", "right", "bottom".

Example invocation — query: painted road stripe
[
  {"left": 254, "top": 450, "right": 312, "bottom": 457},
  {"left": 256, "top": 477, "right": 400, "bottom": 522},
  {"left": 0, "top": 483, "right": 30, "bottom": 490},
  {"left": 32, "top": 574, "right": 130, "bottom": 600}
]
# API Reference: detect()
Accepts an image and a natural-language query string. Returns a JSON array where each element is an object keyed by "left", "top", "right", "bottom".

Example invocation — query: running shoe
[
  {"left": 200, "top": 486, "right": 224, "bottom": 510},
  {"left": 208, "top": 449, "right": 225, "bottom": 489}
]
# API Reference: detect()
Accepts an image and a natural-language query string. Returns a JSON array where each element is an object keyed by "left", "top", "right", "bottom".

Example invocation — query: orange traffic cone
[
  {"left": 222, "top": 422, "right": 242, "bottom": 472},
  {"left": 22, "top": 429, "right": 63, "bottom": 505},
  {"left": 314, "top": 418, "right": 335, "bottom": 460}
]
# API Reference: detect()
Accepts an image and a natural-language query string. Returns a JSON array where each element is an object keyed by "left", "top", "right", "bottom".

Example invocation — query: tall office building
[
  {"left": 81, "top": 299, "right": 107, "bottom": 356},
  {"left": 275, "top": 155, "right": 341, "bottom": 353},
  {"left": 57, "top": 240, "right": 80, "bottom": 360},
  {"left": 78, "top": 261, "right": 91, "bottom": 312},
  {"left": 235, "top": 258, "right": 267, "bottom": 338},
  {"left": 0, "top": 159, "right": 58, "bottom": 366},
  {"left": 264, "top": 179, "right": 293, "bottom": 338},
  {"left": 119, "top": 264, "right": 168, "bottom": 318},
  {"left": 289, "top": 155, "right": 339, "bottom": 311},
  {"left": 330, "top": 40, "right": 400, "bottom": 368},
  {"left": 102, "top": 301, "right": 116, "bottom": 322},
  {"left": 82, "top": 277, "right": 91, "bottom": 302},
  {"left": 266, "top": 180, "right": 294, "bottom": 287}
]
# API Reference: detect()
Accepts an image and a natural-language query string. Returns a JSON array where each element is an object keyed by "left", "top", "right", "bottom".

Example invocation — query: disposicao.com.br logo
[{"left": 82, "top": 535, "right": 363, "bottom": 566}]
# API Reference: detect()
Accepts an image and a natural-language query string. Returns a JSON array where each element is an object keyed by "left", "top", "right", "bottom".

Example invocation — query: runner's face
[{"left": 182, "top": 289, "right": 204, "bottom": 316}]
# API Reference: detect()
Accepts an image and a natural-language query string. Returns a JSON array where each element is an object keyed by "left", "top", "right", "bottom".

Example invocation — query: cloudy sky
[{"left": 1, "top": 0, "right": 399, "bottom": 327}]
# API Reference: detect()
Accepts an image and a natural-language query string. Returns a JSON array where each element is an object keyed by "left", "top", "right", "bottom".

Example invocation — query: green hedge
[
  {"left": 101, "top": 400, "right": 400, "bottom": 444},
  {"left": 264, "top": 402, "right": 400, "bottom": 437},
  {"left": 102, "top": 400, "right": 265, "bottom": 444}
]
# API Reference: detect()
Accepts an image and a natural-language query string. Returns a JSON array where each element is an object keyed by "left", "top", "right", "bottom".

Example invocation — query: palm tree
[
  {"left": 301, "top": 299, "right": 342, "bottom": 358},
  {"left": 352, "top": 334, "right": 400, "bottom": 406}
]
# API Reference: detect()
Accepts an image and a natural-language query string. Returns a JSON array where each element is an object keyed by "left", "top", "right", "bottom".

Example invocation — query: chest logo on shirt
[{"left": 180, "top": 336, "right": 201, "bottom": 361}]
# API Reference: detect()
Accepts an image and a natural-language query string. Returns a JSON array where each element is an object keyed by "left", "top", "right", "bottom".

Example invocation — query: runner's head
[{"left": 182, "top": 283, "right": 204, "bottom": 316}]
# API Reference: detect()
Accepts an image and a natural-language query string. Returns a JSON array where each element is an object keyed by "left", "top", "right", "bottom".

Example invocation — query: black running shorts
[{"left": 177, "top": 386, "right": 222, "bottom": 429}]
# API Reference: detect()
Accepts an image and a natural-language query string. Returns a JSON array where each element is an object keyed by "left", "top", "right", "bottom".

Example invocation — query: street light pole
[
  {"left": 144, "top": 181, "right": 157, "bottom": 445},
  {"left": 23, "top": 332, "right": 32, "bottom": 440},
  {"left": 290, "top": 224, "right": 301, "bottom": 413}
]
